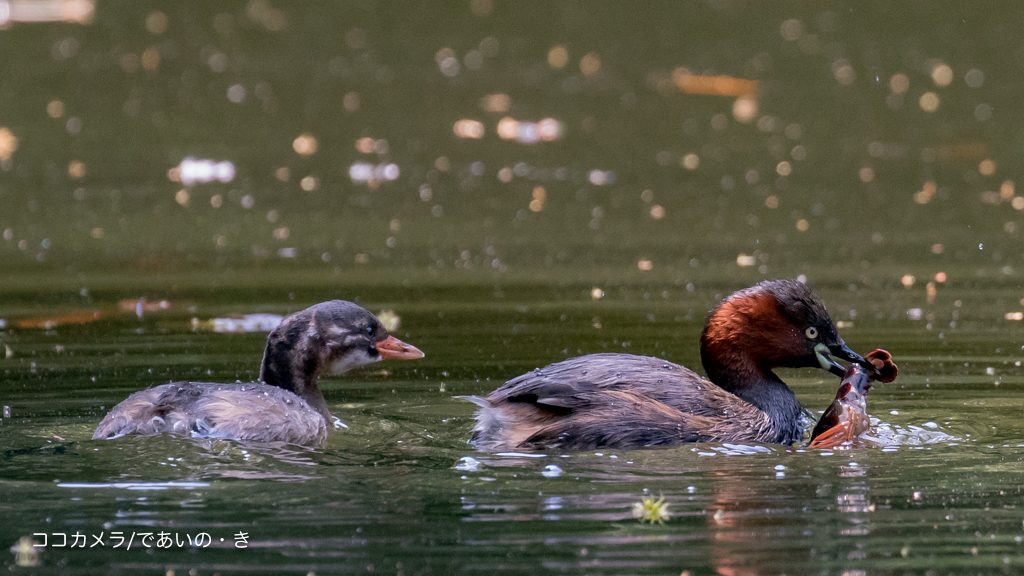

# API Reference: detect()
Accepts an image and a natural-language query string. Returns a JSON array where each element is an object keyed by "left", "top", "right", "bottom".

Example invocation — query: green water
[
  {"left": 3, "top": 282, "right": 1024, "bottom": 574},
  {"left": 3, "top": 1, "right": 1024, "bottom": 574}
]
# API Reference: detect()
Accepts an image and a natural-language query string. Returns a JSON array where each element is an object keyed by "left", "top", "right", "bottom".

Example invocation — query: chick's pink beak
[{"left": 376, "top": 335, "right": 425, "bottom": 360}]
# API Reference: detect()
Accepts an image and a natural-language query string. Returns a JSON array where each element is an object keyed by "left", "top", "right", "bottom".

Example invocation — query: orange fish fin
[{"left": 809, "top": 422, "right": 852, "bottom": 449}]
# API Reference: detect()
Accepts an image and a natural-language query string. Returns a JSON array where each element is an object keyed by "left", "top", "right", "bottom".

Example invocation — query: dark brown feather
[
  {"left": 468, "top": 279, "right": 856, "bottom": 451},
  {"left": 467, "top": 353, "right": 775, "bottom": 451}
]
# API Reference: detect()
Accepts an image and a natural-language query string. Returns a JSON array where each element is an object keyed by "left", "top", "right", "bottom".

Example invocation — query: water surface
[
  {"left": 2, "top": 280, "right": 1024, "bottom": 574},
  {"left": 3, "top": 1, "right": 1024, "bottom": 573}
]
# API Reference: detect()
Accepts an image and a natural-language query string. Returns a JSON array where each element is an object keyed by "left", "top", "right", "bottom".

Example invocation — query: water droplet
[
  {"left": 455, "top": 456, "right": 481, "bottom": 472},
  {"left": 541, "top": 464, "right": 563, "bottom": 478}
]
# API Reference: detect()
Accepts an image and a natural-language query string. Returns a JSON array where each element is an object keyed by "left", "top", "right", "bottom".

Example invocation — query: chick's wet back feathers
[{"left": 93, "top": 300, "right": 423, "bottom": 445}]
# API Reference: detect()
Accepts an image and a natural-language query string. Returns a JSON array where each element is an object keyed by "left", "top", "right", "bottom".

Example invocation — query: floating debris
[
  {"left": 496, "top": 117, "right": 562, "bottom": 144},
  {"left": 479, "top": 93, "right": 510, "bottom": 113},
  {"left": 528, "top": 186, "right": 545, "bottom": 212},
  {"left": 732, "top": 96, "right": 758, "bottom": 122},
  {"left": 15, "top": 309, "right": 107, "bottom": 329},
  {"left": 587, "top": 170, "right": 614, "bottom": 186},
  {"left": 736, "top": 254, "right": 756, "bottom": 267},
  {"left": 0, "top": 0, "right": 94, "bottom": 25},
  {"left": 118, "top": 298, "right": 178, "bottom": 318},
  {"left": 453, "top": 119, "right": 485, "bottom": 139},
  {"left": 547, "top": 45, "right": 569, "bottom": 68},
  {"left": 56, "top": 481, "right": 210, "bottom": 490},
  {"left": 376, "top": 310, "right": 401, "bottom": 332},
  {"left": 292, "top": 133, "right": 318, "bottom": 156},
  {"left": 194, "top": 313, "right": 285, "bottom": 333},
  {"left": 673, "top": 69, "right": 757, "bottom": 98},
  {"left": 68, "top": 160, "right": 85, "bottom": 178},
  {"left": 168, "top": 157, "right": 236, "bottom": 186},
  {"left": 355, "top": 137, "right": 388, "bottom": 154},
  {"left": 632, "top": 493, "right": 671, "bottom": 524},
  {"left": 349, "top": 162, "right": 400, "bottom": 185},
  {"left": 244, "top": 0, "right": 285, "bottom": 31},
  {"left": 919, "top": 92, "right": 940, "bottom": 113},
  {"left": 0, "top": 127, "right": 18, "bottom": 161},
  {"left": 934, "top": 143, "right": 986, "bottom": 161},
  {"left": 579, "top": 52, "right": 600, "bottom": 75},
  {"left": 930, "top": 62, "right": 953, "bottom": 87},
  {"left": 914, "top": 181, "right": 937, "bottom": 204},
  {"left": 10, "top": 536, "right": 40, "bottom": 567},
  {"left": 435, "top": 47, "right": 460, "bottom": 77}
]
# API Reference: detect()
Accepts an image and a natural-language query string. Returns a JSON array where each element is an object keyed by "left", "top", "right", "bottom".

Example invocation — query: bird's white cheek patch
[{"left": 328, "top": 349, "right": 379, "bottom": 374}]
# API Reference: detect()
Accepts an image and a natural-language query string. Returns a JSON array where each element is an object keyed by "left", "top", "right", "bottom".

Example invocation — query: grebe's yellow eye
[{"left": 805, "top": 326, "right": 818, "bottom": 339}]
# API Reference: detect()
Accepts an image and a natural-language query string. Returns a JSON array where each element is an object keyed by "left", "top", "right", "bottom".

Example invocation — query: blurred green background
[{"left": 0, "top": 0, "right": 1018, "bottom": 295}]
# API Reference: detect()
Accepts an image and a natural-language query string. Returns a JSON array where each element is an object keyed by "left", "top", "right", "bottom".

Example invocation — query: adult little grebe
[
  {"left": 465, "top": 279, "right": 871, "bottom": 450},
  {"left": 93, "top": 300, "right": 424, "bottom": 445}
]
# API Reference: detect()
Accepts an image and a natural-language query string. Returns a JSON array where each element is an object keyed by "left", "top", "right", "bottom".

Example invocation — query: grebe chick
[
  {"left": 93, "top": 300, "right": 424, "bottom": 445},
  {"left": 465, "top": 279, "right": 870, "bottom": 450}
]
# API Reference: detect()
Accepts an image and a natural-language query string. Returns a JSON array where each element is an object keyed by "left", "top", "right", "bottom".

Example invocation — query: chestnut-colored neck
[
  {"left": 700, "top": 296, "right": 805, "bottom": 444},
  {"left": 259, "top": 328, "right": 331, "bottom": 422}
]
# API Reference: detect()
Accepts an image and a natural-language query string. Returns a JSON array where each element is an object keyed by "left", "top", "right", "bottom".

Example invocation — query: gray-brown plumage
[
  {"left": 93, "top": 300, "right": 424, "bottom": 445},
  {"left": 465, "top": 279, "right": 871, "bottom": 451}
]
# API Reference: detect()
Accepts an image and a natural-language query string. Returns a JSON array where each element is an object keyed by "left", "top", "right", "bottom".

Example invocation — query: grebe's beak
[
  {"left": 376, "top": 335, "right": 425, "bottom": 360},
  {"left": 815, "top": 342, "right": 869, "bottom": 377}
]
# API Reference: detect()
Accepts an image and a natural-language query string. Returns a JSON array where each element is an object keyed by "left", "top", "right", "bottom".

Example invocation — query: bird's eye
[
  {"left": 365, "top": 325, "right": 375, "bottom": 336},
  {"left": 805, "top": 327, "right": 818, "bottom": 339}
]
